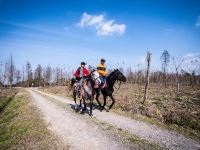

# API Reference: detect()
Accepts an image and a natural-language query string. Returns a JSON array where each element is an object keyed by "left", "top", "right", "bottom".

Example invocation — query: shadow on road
[{"left": 70, "top": 102, "right": 102, "bottom": 115}]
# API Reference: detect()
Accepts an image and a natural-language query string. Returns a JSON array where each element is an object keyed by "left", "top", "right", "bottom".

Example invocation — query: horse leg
[
  {"left": 89, "top": 97, "right": 93, "bottom": 116},
  {"left": 74, "top": 97, "right": 80, "bottom": 110},
  {"left": 82, "top": 99, "right": 87, "bottom": 111},
  {"left": 101, "top": 95, "right": 107, "bottom": 111},
  {"left": 109, "top": 95, "right": 115, "bottom": 110},
  {"left": 73, "top": 89, "right": 78, "bottom": 109},
  {"left": 95, "top": 92, "right": 102, "bottom": 108},
  {"left": 73, "top": 88, "right": 76, "bottom": 104},
  {"left": 73, "top": 95, "right": 76, "bottom": 104},
  {"left": 79, "top": 99, "right": 82, "bottom": 107}
]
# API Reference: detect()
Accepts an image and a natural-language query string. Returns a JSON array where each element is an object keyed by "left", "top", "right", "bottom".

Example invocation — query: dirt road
[{"left": 27, "top": 88, "right": 200, "bottom": 150}]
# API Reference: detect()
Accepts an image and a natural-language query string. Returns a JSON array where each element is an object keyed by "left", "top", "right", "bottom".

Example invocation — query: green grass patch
[
  {"left": 0, "top": 90, "right": 68, "bottom": 150},
  {"left": 0, "top": 96, "right": 13, "bottom": 113},
  {"left": 0, "top": 95, "right": 22, "bottom": 149}
]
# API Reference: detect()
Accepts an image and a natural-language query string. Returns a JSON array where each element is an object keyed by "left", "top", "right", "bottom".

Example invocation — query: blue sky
[{"left": 0, "top": 0, "right": 200, "bottom": 71}]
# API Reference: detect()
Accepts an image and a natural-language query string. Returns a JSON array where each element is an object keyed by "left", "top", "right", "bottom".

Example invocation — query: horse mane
[{"left": 106, "top": 69, "right": 118, "bottom": 79}]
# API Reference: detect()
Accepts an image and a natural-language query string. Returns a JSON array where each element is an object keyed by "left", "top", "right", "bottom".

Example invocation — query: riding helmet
[
  {"left": 81, "top": 62, "right": 86, "bottom": 65},
  {"left": 101, "top": 58, "right": 106, "bottom": 62}
]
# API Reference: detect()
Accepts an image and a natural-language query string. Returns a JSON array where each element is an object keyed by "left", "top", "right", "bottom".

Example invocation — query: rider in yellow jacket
[{"left": 97, "top": 59, "right": 107, "bottom": 90}]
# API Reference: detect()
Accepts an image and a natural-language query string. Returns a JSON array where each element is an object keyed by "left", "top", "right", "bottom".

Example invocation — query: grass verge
[
  {"left": 0, "top": 90, "right": 69, "bottom": 150},
  {"left": 0, "top": 96, "right": 13, "bottom": 113}
]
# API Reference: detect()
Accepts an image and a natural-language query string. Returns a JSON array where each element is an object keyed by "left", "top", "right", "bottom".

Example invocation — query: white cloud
[
  {"left": 181, "top": 53, "right": 200, "bottom": 74},
  {"left": 77, "top": 12, "right": 126, "bottom": 36},
  {"left": 78, "top": 12, "right": 104, "bottom": 27},
  {"left": 182, "top": 53, "right": 200, "bottom": 67},
  {"left": 183, "top": 53, "right": 200, "bottom": 60},
  {"left": 196, "top": 16, "right": 200, "bottom": 27}
]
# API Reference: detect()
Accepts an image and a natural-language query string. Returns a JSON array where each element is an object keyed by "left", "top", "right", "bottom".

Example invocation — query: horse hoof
[
  {"left": 80, "top": 111, "right": 84, "bottom": 114},
  {"left": 82, "top": 108, "right": 87, "bottom": 112},
  {"left": 75, "top": 104, "right": 78, "bottom": 110},
  {"left": 106, "top": 109, "right": 109, "bottom": 112}
]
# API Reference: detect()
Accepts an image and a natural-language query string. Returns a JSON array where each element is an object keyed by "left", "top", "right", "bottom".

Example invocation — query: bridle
[
  {"left": 114, "top": 80, "right": 122, "bottom": 90},
  {"left": 111, "top": 70, "right": 124, "bottom": 90},
  {"left": 90, "top": 71, "right": 100, "bottom": 83}
]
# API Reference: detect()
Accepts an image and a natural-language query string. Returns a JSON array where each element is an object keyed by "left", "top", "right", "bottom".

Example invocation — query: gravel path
[
  {"left": 27, "top": 88, "right": 135, "bottom": 150},
  {"left": 34, "top": 88, "right": 200, "bottom": 150}
]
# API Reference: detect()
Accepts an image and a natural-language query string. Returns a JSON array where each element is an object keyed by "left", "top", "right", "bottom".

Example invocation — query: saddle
[
  {"left": 101, "top": 80, "right": 106, "bottom": 89},
  {"left": 94, "top": 80, "right": 107, "bottom": 89}
]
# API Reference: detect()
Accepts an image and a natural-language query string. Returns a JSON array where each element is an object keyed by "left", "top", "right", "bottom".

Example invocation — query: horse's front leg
[
  {"left": 79, "top": 99, "right": 82, "bottom": 107},
  {"left": 89, "top": 96, "right": 93, "bottom": 116},
  {"left": 73, "top": 87, "right": 78, "bottom": 109},
  {"left": 109, "top": 94, "right": 115, "bottom": 110},
  {"left": 95, "top": 92, "right": 102, "bottom": 108},
  {"left": 101, "top": 95, "right": 107, "bottom": 111},
  {"left": 82, "top": 99, "right": 87, "bottom": 111}
]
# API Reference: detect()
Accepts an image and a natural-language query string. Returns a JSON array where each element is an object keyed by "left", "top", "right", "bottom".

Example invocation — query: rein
[
  {"left": 114, "top": 80, "right": 121, "bottom": 90},
  {"left": 109, "top": 70, "right": 123, "bottom": 90}
]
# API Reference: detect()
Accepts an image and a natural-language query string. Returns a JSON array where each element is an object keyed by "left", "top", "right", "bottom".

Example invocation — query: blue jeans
[
  {"left": 99, "top": 76, "right": 105, "bottom": 84},
  {"left": 79, "top": 78, "right": 83, "bottom": 86}
]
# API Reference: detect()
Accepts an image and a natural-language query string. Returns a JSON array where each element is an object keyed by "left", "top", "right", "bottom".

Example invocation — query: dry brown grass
[
  {"left": 40, "top": 84, "right": 200, "bottom": 139},
  {"left": 112, "top": 83, "right": 200, "bottom": 130},
  {"left": 39, "top": 86, "right": 71, "bottom": 97},
  {"left": 0, "top": 88, "right": 18, "bottom": 97}
]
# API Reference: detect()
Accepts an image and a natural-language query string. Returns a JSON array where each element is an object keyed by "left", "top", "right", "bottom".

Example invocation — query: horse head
[{"left": 114, "top": 69, "right": 126, "bottom": 82}]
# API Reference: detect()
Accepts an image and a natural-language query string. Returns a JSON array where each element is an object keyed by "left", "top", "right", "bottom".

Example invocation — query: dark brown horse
[{"left": 95, "top": 69, "right": 126, "bottom": 111}]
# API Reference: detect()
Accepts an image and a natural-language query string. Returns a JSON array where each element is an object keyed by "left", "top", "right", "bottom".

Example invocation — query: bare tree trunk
[
  {"left": 164, "top": 67, "right": 166, "bottom": 88},
  {"left": 143, "top": 51, "right": 151, "bottom": 104},
  {"left": 6, "top": 55, "right": 15, "bottom": 88},
  {"left": 175, "top": 69, "right": 180, "bottom": 93},
  {"left": 173, "top": 57, "right": 184, "bottom": 93},
  {"left": 22, "top": 65, "right": 25, "bottom": 87},
  {"left": 137, "top": 64, "right": 141, "bottom": 100}
]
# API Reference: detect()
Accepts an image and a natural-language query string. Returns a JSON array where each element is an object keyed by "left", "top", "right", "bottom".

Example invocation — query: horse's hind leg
[
  {"left": 73, "top": 91, "right": 77, "bottom": 104},
  {"left": 72, "top": 85, "right": 77, "bottom": 103},
  {"left": 109, "top": 95, "right": 115, "bottom": 110}
]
